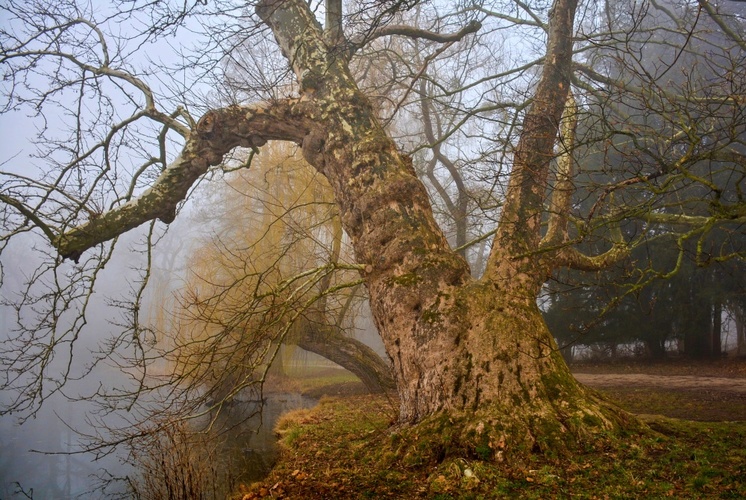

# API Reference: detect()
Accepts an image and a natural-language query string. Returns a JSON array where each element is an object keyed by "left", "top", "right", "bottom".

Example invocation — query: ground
[
  {"left": 573, "top": 359, "right": 746, "bottom": 422},
  {"left": 235, "top": 358, "right": 746, "bottom": 499}
]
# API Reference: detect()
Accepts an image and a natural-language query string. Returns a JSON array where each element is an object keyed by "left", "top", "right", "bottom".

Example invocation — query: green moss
[
  {"left": 389, "top": 273, "right": 421, "bottom": 286},
  {"left": 421, "top": 308, "right": 442, "bottom": 324},
  {"left": 540, "top": 367, "right": 575, "bottom": 401},
  {"left": 241, "top": 386, "right": 746, "bottom": 500},
  {"left": 582, "top": 412, "right": 605, "bottom": 428},
  {"left": 474, "top": 441, "right": 492, "bottom": 461}
]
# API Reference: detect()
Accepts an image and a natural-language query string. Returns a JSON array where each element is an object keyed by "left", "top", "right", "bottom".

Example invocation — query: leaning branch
[
  {"left": 554, "top": 206, "right": 746, "bottom": 271},
  {"left": 554, "top": 224, "right": 628, "bottom": 271},
  {"left": 55, "top": 99, "right": 311, "bottom": 261},
  {"left": 363, "top": 20, "right": 481, "bottom": 44},
  {"left": 349, "top": 20, "right": 481, "bottom": 55},
  {"left": 697, "top": 0, "right": 746, "bottom": 52},
  {"left": 0, "top": 193, "right": 59, "bottom": 243},
  {"left": 641, "top": 210, "right": 746, "bottom": 226},
  {"left": 574, "top": 63, "right": 744, "bottom": 106}
]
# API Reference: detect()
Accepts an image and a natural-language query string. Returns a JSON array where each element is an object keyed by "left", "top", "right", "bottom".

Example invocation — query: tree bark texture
[{"left": 54, "top": 0, "right": 635, "bottom": 457}]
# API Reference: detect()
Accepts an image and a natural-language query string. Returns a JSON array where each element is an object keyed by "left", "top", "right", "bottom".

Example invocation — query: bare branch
[
  {"left": 359, "top": 19, "right": 481, "bottom": 46},
  {"left": 698, "top": 0, "right": 746, "bottom": 51},
  {"left": 0, "top": 193, "right": 59, "bottom": 243},
  {"left": 554, "top": 225, "right": 628, "bottom": 271},
  {"left": 55, "top": 99, "right": 311, "bottom": 261}
]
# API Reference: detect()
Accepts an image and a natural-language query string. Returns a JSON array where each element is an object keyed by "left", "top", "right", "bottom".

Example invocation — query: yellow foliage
[{"left": 158, "top": 144, "right": 360, "bottom": 400}]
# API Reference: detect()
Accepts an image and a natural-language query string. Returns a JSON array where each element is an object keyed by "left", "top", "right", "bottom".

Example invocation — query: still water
[
  {"left": 0, "top": 393, "right": 316, "bottom": 498},
  {"left": 219, "top": 393, "right": 317, "bottom": 483}
]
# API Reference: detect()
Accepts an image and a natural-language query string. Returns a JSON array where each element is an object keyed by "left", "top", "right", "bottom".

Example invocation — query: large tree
[{"left": 1, "top": 0, "right": 744, "bottom": 461}]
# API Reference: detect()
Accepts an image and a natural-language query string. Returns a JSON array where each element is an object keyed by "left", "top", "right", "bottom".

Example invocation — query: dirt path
[
  {"left": 572, "top": 370, "right": 746, "bottom": 420},
  {"left": 573, "top": 372, "right": 746, "bottom": 394}
]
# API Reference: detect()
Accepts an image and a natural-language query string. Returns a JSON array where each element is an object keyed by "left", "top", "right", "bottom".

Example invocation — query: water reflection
[
  {"left": 0, "top": 393, "right": 316, "bottom": 498},
  {"left": 0, "top": 399, "right": 130, "bottom": 498},
  {"left": 220, "top": 393, "right": 317, "bottom": 483}
]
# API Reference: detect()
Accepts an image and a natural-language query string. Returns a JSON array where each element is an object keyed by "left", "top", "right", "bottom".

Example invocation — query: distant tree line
[{"left": 544, "top": 236, "right": 746, "bottom": 360}]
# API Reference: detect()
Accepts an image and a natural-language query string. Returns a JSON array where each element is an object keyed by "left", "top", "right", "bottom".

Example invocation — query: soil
[{"left": 570, "top": 358, "right": 746, "bottom": 421}]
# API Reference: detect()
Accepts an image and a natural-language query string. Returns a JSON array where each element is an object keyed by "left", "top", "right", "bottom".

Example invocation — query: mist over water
[
  {"left": 0, "top": 394, "right": 132, "bottom": 498},
  {"left": 0, "top": 235, "right": 143, "bottom": 497},
  {"left": 0, "top": 220, "right": 354, "bottom": 498}
]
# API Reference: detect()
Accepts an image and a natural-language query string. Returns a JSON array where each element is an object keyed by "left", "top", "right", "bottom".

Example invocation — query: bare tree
[{"left": 1, "top": 0, "right": 744, "bottom": 466}]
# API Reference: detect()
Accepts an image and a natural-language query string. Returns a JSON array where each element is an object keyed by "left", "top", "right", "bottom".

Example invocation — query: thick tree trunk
[{"left": 253, "top": 1, "right": 634, "bottom": 456}]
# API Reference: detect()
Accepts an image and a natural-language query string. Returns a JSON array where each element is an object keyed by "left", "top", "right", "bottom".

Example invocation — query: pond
[
  {"left": 219, "top": 392, "right": 318, "bottom": 482},
  {"left": 0, "top": 392, "right": 317, "bottom": 498}
]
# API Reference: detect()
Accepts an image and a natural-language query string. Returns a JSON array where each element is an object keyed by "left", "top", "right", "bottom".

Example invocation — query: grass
[
  {"left": 263, "top": 367, "right": 364, "bottom": 397},
  {"left": 597, "top": 386, "right": 746, "bottom": 422},
  {"left": 233, "top": 394, "right": 746, "bottom": 499}
]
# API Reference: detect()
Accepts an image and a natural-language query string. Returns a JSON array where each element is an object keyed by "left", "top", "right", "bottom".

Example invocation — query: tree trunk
[
  {"left": 253, "top": 0, "right": 633, "bottom": 457},
  {"left": 737, "top": 307, "right": 746, "bottom": 357},
  {"left": 294, "top": 322, "right": 394, "bottom": 393},
  {"left": 684, "top": 300, "right": 712, "bottom": 358},
  {"left": 712, "top": 300, "right": 722, "bottom": 357},
  {"left": 647, "top": 338, "right": 667, "bottom": 360}
]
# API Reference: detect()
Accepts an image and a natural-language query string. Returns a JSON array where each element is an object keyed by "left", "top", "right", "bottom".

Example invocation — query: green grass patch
[
  {"left": 235, "top": 394, "right": 746, "bottom": 499},
  {"left": 598, "top": 387, "right": 746, "bottom": 421},
  {"left": 264, "top": 367, "right": 362, "bottom": 396}
]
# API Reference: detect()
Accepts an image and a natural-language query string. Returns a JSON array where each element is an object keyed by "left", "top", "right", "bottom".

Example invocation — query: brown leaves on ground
[{"left": 232, "top": 362, "right": 746, "bottom": 499}]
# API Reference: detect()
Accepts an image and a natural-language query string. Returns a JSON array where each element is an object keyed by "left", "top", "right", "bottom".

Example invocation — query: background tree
[
  {"left": 162, "top": 141, "right": 392, "bottom": 402},
  {"left": 544, "top": 0, "right": 746, "bottom": 360}
]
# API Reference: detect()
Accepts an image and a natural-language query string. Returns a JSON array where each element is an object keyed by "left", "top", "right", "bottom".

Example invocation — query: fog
[
  {"left": 0, "top": 198, "right": 385, "bottom": 497},
  {"left": 1, "top": 0, "right": 745, "bottom": 496},
  {"left": 0, "top": 224, "right": 151, "bottom": 496}
]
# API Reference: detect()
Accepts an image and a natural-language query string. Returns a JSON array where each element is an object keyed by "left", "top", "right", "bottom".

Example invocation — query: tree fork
[{"left": 47, "top": 0, "right": 640, "bottom": 458}]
